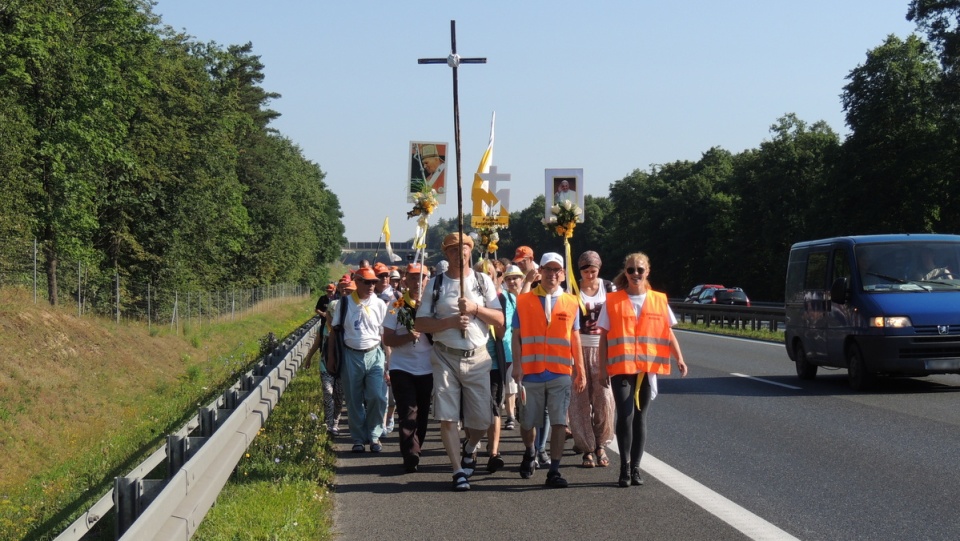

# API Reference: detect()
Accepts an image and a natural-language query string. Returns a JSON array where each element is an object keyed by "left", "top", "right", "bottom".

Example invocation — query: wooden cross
[{"left": 418, "top": 20, "right": 486, "bottom": 302}]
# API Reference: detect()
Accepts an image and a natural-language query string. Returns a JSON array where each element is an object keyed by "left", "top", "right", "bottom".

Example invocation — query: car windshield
[
  {"left": 856, "top": 241, "right": 960, "bottom": 292},
  {"left": 716, "top": 291, "right": 747, "bottom": 302}
]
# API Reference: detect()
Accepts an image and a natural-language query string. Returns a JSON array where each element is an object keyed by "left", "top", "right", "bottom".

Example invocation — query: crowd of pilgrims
[{"left": 307, "top": 234, "right": 687, "bottom": 491}]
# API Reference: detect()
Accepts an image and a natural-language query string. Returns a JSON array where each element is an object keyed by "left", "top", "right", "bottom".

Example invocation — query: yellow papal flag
[{"left": 383, "top": 217, "right": 401, "bottom": 262}]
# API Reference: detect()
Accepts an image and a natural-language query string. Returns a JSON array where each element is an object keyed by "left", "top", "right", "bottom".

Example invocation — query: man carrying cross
[{"left": 415, "top": 233, "right": 503, "bottom": 491}]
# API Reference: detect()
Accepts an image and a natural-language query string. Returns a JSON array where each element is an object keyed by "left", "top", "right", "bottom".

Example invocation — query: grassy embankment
[{"left": 0, "top": 285, "right": 337, "bottom": 540}]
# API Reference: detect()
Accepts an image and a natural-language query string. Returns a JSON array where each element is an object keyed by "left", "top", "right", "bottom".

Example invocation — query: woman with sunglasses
[{"left": 597, "top": 252, "right": 688, "bottom": 487}]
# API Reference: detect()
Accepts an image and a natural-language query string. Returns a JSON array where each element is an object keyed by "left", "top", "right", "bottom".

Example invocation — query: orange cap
[
  {"left": 406, "top": 263, "right": 424, "bottom": 274},
  {"left": 355, "top": 267, "right": 378, "bottom": 281},
  {"left": 513, "top": 246, "right": 534, "bottom": 262},
  {"left": 373, "top": 262, "right": 390, "bottom": 276}
]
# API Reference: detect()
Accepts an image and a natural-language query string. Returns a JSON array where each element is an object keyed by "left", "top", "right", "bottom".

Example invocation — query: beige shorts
[{"left": 431, "top": 343, "right": 493, "bottom": 431}]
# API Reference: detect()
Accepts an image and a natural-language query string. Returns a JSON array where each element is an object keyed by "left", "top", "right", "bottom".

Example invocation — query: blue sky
[{"left": 152, "top": 0, "right": 918, "bottom": 242}]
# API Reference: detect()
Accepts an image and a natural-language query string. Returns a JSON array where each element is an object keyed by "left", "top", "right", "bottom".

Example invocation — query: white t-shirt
[
  {"left": 330, "top": 294, "right": 387, "bottom": 350},
  {"left": 417, "top": 270, "right": 501, "bottom": 350},
  {"left": 383, "top": 309, "right": 433, "bottom": 375},
  {"left": 579, "top": 284, "right": 608, "bottom": 348}
]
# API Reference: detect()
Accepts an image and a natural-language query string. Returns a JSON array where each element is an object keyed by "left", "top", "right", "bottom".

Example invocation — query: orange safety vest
[
  {"left": 516, "top": 291, "right": 579, "bottom": 375},
  {"left": 605, "top": 290, "right": 672, "bottom": 376}
]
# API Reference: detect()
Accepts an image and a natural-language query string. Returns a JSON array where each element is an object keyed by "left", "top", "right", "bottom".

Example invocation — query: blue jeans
[{"left": 342, "top": 346, "right": 386, "bottom": 445}]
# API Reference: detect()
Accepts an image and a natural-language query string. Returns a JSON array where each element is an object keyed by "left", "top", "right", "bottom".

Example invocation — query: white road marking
[
  {"left": 731, "top": 372, "right": 802, "bottom": 390},
  {"left": 608, "top": 438, "right": 800, "bottom": 541}
]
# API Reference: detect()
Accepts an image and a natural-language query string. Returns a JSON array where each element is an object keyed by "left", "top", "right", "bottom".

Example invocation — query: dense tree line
[
  {"left": 5, "top": 2, "right": 958, "bottom": 307},
  {"left": 0, "top": 0, "right": 345, "bottom": 307}
]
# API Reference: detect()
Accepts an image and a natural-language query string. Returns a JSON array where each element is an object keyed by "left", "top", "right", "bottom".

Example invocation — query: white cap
[
  {"left": 389, "top": 270, "right": 401, "bottom": 279},
  {"left": 540, "top": 252, "right": 563, "bottom": 269},
  {"left": 436, "top": 260, "right": 449, "bottom": 273}
]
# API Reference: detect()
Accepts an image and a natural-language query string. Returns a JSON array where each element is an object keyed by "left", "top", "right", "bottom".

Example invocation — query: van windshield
[{"left": 856, "top": 242, "right": 960, "bottom": 292}]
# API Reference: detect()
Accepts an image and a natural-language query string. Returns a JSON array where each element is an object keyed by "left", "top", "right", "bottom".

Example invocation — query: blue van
[{"left": 784, "top": 234, "right": 960, "bottom": 390}]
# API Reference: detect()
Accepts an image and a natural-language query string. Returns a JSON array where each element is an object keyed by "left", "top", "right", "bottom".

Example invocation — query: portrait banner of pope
[
  {"left": 409, "top": 141, "right": 448, "bottom": 204},
  {"left": 545, "top": 168, "right": 584, "bottom": 222}
]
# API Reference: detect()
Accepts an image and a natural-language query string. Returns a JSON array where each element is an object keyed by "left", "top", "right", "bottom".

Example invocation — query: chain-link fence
[{"left": 0, "top": 238, "right": 309, "bottom": 332}]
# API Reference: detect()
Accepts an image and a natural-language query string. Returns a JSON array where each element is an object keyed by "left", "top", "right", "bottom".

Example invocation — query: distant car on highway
[
  {"left": 684, "top": 283, "right": 724, "bottom": 303},
  {"left": 696, "top": 287, "right": 751, "bottom": 306}
]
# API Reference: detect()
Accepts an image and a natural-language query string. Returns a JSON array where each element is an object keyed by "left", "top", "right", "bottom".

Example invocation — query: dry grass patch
[{"left": 0, "top": 286, "right": 315, "bottom": 540}]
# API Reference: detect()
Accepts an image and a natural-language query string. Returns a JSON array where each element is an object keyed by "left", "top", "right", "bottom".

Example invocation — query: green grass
[
  {"left": 192, "top": 367, "right": 336, "bottom": 541},
  {"left": 0, "top": 291, "right": 318, "bottom": 541},
  {"left": 675, "top": 320, "right": 785, "bottom": 343}
]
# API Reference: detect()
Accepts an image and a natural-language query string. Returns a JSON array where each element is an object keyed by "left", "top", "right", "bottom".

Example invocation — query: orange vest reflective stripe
[
  {"left": 516, "top": 291, "right": 579, "bottom": 375},
  {"left": 605, "top": 290, "right": 672, "bottom": 376}
]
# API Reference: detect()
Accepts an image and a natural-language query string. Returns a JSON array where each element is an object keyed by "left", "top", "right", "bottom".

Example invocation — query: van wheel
[
  {"left": 794, "top": 341, "right": 817, "bottom": 380},
  {"left": 847, "top": 344, "right": 873, "bottom": 391}
]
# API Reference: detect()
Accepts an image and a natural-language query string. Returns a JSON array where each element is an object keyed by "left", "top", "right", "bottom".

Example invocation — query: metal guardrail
[
  {"left": 670, "top": 301, "right": 786, "bottom": 332},
  {"left": 54, "top": 318, "right": 321, "bottom": 541}
]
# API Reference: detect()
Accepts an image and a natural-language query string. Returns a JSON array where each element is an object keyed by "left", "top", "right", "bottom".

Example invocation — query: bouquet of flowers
[
  {"left": 542, "top": 199, "right": 583, "bottom": 239},
  {"left": 408, "top": 181, "right": 439, "bottom": 254},
  {"left": 470, "top": 226, "right": 500, "bottom": 254},
  {"left": 392, "top": 293, "right": 418, "bottom": 335},
  {"left": 407, "top": 183, "right": 439, "bottom": 219}
]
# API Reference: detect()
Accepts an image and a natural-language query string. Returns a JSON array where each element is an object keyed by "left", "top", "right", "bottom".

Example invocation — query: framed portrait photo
[
  {"left": 409, "top": 141, "right": 448, "bottom": 204},
  {"left": 544, "top": 168, "right": 584, "bottom": 223}
]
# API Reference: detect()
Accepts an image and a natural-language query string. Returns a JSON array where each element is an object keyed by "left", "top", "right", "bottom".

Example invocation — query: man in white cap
[{"left": 512, "top": 252, "right": 586, "bottom": 488}]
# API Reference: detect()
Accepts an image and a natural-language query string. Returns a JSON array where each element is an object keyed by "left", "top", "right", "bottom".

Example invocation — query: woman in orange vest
[{"left": 598, "top": 252, "right": 688, "bottom": 488}]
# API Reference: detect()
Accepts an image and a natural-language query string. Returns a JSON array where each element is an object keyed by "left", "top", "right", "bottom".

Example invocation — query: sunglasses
[
  {"left": 626, "top": 267, "right": 646, "bottom": 275},
  {"left": 542, "top": 266, "right": 564, "bottom": 274},
  {"left": 361, "top": 279, "right": 378, "bottom": 285}
]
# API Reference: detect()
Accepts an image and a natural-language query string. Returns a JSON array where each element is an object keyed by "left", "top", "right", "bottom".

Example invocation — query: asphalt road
[{"left": 328, "top": 331, "right": 960, "bottom": 540}]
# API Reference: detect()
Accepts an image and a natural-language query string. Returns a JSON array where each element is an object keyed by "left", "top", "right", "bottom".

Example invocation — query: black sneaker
[
  {"left": 460, "top": 440, "right": 477, "bottom": 477},
  {"left": 618, "top": 464, "right": 630, "bottom": 488},
  {"left": 631, "top": 467, "right": 644, "bottom": 486},
  {"left": 519, "top": 452, "right": 536, "bottom": 479},
  {"left": 403, "top": 454, "right": 420, "bottom": 473},
  {"left": 545, "top": 471, "right": 568, "bottom": 488}
]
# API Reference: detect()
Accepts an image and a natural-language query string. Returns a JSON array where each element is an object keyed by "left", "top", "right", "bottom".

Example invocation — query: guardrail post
[
  {"left": 167, "top": 434, "right": 187, "bottom": 476},
  {"left": 114, "top": 477, "right": 138, "bottom": 538},
  {"left": 199, "top": 404, "right": 217, "bottom": 438}
]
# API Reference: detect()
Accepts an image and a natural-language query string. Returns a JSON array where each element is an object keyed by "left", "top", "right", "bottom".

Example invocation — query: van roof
[{"left": 790, "top": 234, "right": 960, "bottom": 250}]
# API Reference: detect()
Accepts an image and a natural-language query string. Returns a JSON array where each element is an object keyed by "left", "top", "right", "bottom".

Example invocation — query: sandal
[
  {"left": 581, "top": 452, "right": 596, "bottom": 468},
  {"left": 595, "top": 448, "right": 610, "bottom": 467},
  {"left": 351, "top": 443, "right": 365, "bottom": 453},
  {"left": 452, "top": 471, "right": 471, "bottom": 491}
]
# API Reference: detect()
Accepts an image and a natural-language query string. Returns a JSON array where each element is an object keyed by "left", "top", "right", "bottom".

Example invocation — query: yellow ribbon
[
  {"left": 350, "top": 291, "right": 369, "bottom": 314},
  {"left": 634, "top": 372, "right": 645, "bottom": 411},
  {"left": 563, "top": 238, "right": 587, "bottom": 315}
]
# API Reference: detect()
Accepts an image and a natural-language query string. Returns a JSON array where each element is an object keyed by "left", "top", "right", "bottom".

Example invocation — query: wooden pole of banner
[{"left": 418, "top": 20, "right": 486, "bottom": 310}]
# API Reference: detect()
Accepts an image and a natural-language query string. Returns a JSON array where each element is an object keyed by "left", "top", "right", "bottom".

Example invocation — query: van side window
[
  {"left": 805, "top": 252, "right": 829, "bottom": 290},
  {"left": 832, "top": 249, "right": 852, "bottom": 283}
]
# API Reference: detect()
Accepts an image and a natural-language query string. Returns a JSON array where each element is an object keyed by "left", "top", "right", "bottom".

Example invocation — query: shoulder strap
[
  {"left": 476, "top": 271, "right": 488, "bottom": 298},
  {"left": 431, "top": 273, "right": 444, "bottom": 317},
  {"left": 337, "top": 296, "right": 349, "bottom": 328}
]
